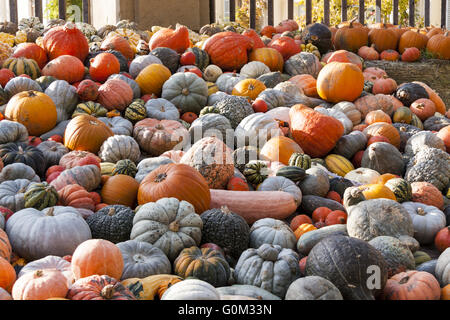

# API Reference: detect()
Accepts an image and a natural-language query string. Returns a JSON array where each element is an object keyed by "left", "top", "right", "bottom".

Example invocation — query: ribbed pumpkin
[
  {"left": 124, "top": 99, "right": 146, "bottom": 123},
  {"left": 64, "top": 115, "right": 114, "bottom": 154},
  {"left": 260, "top": 136, "right": 303, "bottom": 165},
  {"left": 232, "top": 79, "right": 266, "bottom": 101},
  {"left": 89, "top": 53, "right": 120, "bottom": 83},
  {"left": 5, "top": 90, "right": 57, "bottom": 136},
  {"left": 326, "top": 50, "right": 363, "bottom": 70},
  {"left": 12, "top": 43, "right": 48, "bottom": 69},
  {"left": 0, "top": 229, "right": 11, "bottom": 262},
  {"left": 249, "top": 47, "right": 284, "bottom": 72},
  {"left": 363, "top": 123, "right": 401, "bottom": 149},
  {"left": 101, "top": 174, "right": 139, "bottom": 208},
  {"left": 294, "top": 223, "right": 317, "bottom": 240},
  {"left": 288, "top": 152, "right": 311, "bottom": 170},
  {"left": 42, "top": 22, "right": 89, "bottom": 61},
  {"left": 316, "top": 62, "right": 364, "bottom": 103},
  {"left": 137, "top": 163, "right": 211, "bottom": 214},
  {"left": 2, "top": 57, "right": 40, "bottom": 79},
  {"left": 97, "top": 79, "right": 134, "bottom": 111},
  {"left": 325, "top": 154, "right": 355, "bottom": 177},
  {"left": 398, "top": 29, "right": 429, "bottom": 54},
  {"left": 23, "top": 182, "right": 59, "bottom": 210},
  {"left": 289, "top": 104, "right": 344, "bottom": 158},
  {"left": 0, "top": 257, "right": 16, "bottom": 292},
  {"left": 135, "top": 64, "right": 171, "bottom": 96},
  {"left": 334, "top": 20, "right": 369, "bottom": 52},
  {"left": 426, "top": 32, "right": 450, "bottom": 60},
  {"left": 101, "top": 34, "right": 135, "bottom": 61},
  {"left": 368, "top": 25, "right": 399, "bottom": 53},
  {"left": 41, "top": 55, "right": 85, "bottom": 84},
  {"left": 72, "top": 101, "right": 108, "bottom": 118},
  {"left": 385, "top": 178, "right": 413, "bottom": 203}
]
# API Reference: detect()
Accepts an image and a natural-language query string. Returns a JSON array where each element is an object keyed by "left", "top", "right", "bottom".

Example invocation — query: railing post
[
  {"left": 9, "top": 0, "right": 18, "bottom": 24},
  {"left": 358, "top": 0, "right": 365, "bottom": 24},
  {"left": 376, "top": 0, "right": 381, "bottom": 23},
  {"left": 230, "top": 0, "right": 235, "bottom": 22},
  {"left": 82, "top": 0, "right": 90, "bottom": 23},
  {"left": 341, "top": 0, "right": 347, "bottom": 23},
  {"left": 288, "top": 0, "right": 294, "bottom": 20},
  {"left": 324, "top": 0, "right": 330, "bottom": 26},
  {"left": 267, "top": 0, "right": 274, "bottom": 26},
  {"left": 249, "top": 0, "right": 256, "bottom": 29},
  {"left": 59, "top": 0, "right": 66, "bottom": 20},
  {"left": 35, "top": 0, "right": 43, "bottom": 21},
  {"left": 442, "top": 0, "right": 447, "bottom": 28},
  {"left": 209, "top": 0, "right": 215, "bottom": 24},
  {"left": 424, "top": 0, "right": 430, "bottom": 27},
  {"left": 409, "top": 0, "right": 415, "bottom": 27},
  {"left": 393, "top": 0, "right": 399, "bottom": 25},
  {"left": 305, "top": 0, "right": 312, "bottom": 25}
]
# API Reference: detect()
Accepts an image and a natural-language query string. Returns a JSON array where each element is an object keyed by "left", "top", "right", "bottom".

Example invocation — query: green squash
[
  {"left": 289, "top": 153, "right": 312, "bottom": 170},
  {"left": 243, "top": 160, "right": 269, "bottom": 186},
  {"left": 112, "top": 159, "right": 137, "bottom": 178},
  {"left": 414, "top": 250, "right": 432, "bottom": 267},
  {"left": 385, "top": 178, "right": 412, "bottom": 203},
  {"left": 24, "top": 182, "right": 59, "bottom": 210},
  {"left": 124, "top": 99, "right": 146, "bottom": 123},
  {"left": 0, "top": 87, "right": 8, "bottom": 105},
  {"left": 276, "top": 166, "right": 306, "bottom": 183},
  {"left": 72, "top": 101, "right": 108, "bottom": 118},
  {"left": 187, "top": 47, "right": 210, "bottom": 71}
]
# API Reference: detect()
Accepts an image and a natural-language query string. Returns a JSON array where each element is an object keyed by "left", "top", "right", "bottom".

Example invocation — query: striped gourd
[
  {"left": 410, "top": 113, "right": 424, "bottom": 130},
  {"left": 276, "top": 166, "right": 306, "bottom": 183},
  {"left": 294, "top": 223, "right": 317, "bottom": 240},
  {"left": 199, "top": 106, "right": 220, "bottom": 117},
  {"left": 206, "top": 82, "right": 219, "bottom": 96},
  {"left": 124, "top": 99, "right": 146, "bottom": 123},
  {"left": 187, "top": 47, "right": 210, "bottom": 70},
  {"left": 3, "top": 57, "right": 40, "bottom": 79},
  {"left": 72, "top": 101, "right": 108, "bottom": 118},
  {"left": 384, "top": 178, "right": 412, "bottom": 203},
  {"left": 288, "top": 152, "right": 311, "bottom": 170},
  {"left": 243, "top": 160, "right": 269, "bottom": 186},
  {"left": 325, "top": 154, "right": 355, "bottom": 177},
  {"left": 100, "top": 162, "right": 116, "bottom": 176},
  {"left": 112, "top": 159, "right": 137, "bottom": 177},
  {"left": 23, "top": 182, "right": 59, "bottom": 210}
]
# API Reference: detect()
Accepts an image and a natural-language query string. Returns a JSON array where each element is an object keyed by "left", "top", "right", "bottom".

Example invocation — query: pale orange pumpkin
[
  {"left": 365, "top": 110, "right": 392, "bottom": 125},
  {"left": 326, "top": 50, "right": 363, "bottom": 70},
  {"left": 71, "top": 239, "right": 124, "bottom": 281},
  {"left": 5, "top": 90, "right": 57, "bottom": 136},
  {"left": 249, "top": 47, "right": 284, "bottom": 72},
  {"left": 231, "top": 79, "right": 266, "bottom": 101},
  {"left": 410, "top": 98, "right": 436, "bottom": 121},
  {"left": 381, "top": 271, "right": 441, "bottom": 300},
  {"left": 97, "top": 79, "right": 134, "bottom": 111},
  {"left": 289, "top": 74, "right": 319, "bottom": 98},
  {"left": 41, "top": 54, "right": 85, "bottom": 84},
  {"left": 64, "top": 115, "right": 114, "bottom": 154},
  {"left": 260, "top": 135, "right": 304, "bottom": 165},
  {"left": 101, "top": 34, "right": 135, "bottom": 60},
  {"left": 411, "top": 181, "right": 444, "bottom": 210},
  {"left": 12, "top": 269, "right": 69, "bottom": 300},
  {"left": 372, "top": 77, "right": 397, "bottom": 95},
  {"left": 135, "top": 63, "right": 171, "bottom": 96},
  {"left": 363, "top": 122, "right": 401, "bottom": 149},
  {"left": 101, "top": 174, "right": 139, "bottom": 208}
]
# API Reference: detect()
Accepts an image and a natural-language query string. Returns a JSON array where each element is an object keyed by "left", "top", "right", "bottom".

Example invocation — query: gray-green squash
[
  {"left": 285, "top": 276, "right": 343, "bottom": 300},
  {"left": 296, "top": 224, "right": 348, "bottom": 255},
  {"left": 249, "top": 218, "right": 296, "bottom": 250},
  {"left": 361, "top": 142, "right": 405, "bottom": 176}
]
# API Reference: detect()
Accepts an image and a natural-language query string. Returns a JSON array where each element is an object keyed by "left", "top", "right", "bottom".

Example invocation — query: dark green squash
[
  {"left": 305, "top": 235, "right": 388, "bottom": 300},
  {"left": 394, "top": 83, "right": 429, "bottom": 107},
  {"left": 300, "top": 195, "right": 346, "bottom": 215},
  {"left": 151, "top": 47, "right": 180, "bottom": 74},
  {"left": 85, "top": 204, "right": 135, "bottom": 243},
  {"left": 0, "top": 87, "right": 7, "bottom": 105},
  {"left": 384, "top": 178, "right": 412, "bottom": 203},
  {"left": 232, "top": 146, "right": 264, "bottom": 173},
  {"left": 256, "top": 71, "right": 283, "bottom": 88},
  {"left": 301, "top": 23, "right": 333, "bottom": 55},
  {"left": 23, "top": 182, "right": 59, "bottom": 210},
  {"left": 413, "top": 250, "right": 431, "bottom": 267},
  {"left": 112, "top": 159, "right": 137, "bottom": 178},
  {"left": 0, "top": 142, "right": 46, "bottom": 178},
  {"left": 173, "top": 246, "right": 231, "bottom": 287},
  {"left": 200, "top": 206, "right": 250, "bottom": 265},
  {"left": 276, "top": 166, "right": 306, "bottom": 183},
  {"left": 187, "top": 47, "right": 210, "bottom": 71},
  {"left": 124, "top": 99, "right": 146, "bottom": 123},
  {"left": 288, "top": 152, "right": 311, "bottom": 170},
  {"left": 243, "top": 161, "right": 269, "bottom": 186},
  {"left": 329, "top": 176, "right": 354, "bottom": 198},
  {"left": 35, "top": 76, "right": 58, "bottom": 92}
]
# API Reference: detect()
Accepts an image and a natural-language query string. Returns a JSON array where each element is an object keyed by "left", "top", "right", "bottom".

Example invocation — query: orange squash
[
  {"left": 0, "top": 257, "right": 15, "bottom": 292},
  {"left": 290, "top": 214, "right": 313, "bottom": 231},
  {"left": 363, "top": 122, "right": 401, "bottom": 149},
  {"left": 358, "top": 184, "right": 397, "bottom": 201},
  {"left": 89, "top": 53, "right": 120, "bottom": 83},
  {"left": 442, "top": 285, "right": 450, "bottom": 300},
  {"left": 289, "top": 104, "right": 344, "bottom": 158},
  {"left": 268, "top": 36, "right": 301, "bottom": 61},
  {"left": 289, "top": 74, "right": 319, "bottom": 98},
  {"left": 326, "top": 50, "right": 363, "bottom": 70},
  {"left": 42, "top": 22, "right": 89, "bottom": 61},
  {"left": 101, "top": 34, "right": 135, "bottom": 60},
  {"left": 260, "top": 136, "right": 303, "bottom": 165},
  {"left": 365, "top": 110, "right": 392, "bottom": 125},
  {"left": 41, "top": 54, "right": 85, "bottom": 84},
  {"left": 249, "top": 47, "right": 284, "bottom": 72},
  {"left": 398, "top": 29, "right": 429, "bottom": 53},
  {"left": 242, "top": 29, "right": 265, "bottom": 49},
  {"left": 381, "top": 271, "right": 441, "bottom": 300},
  {"left": 426, "top": 32, "right": 450, "bottom": 60},
  {"left": 135, "top": 63, "right": 171, "bottom": 96},
  {"left": 316, "top": 62, "right": 364, "bottom": 103},
  {"left": 294, "top": 223, "right": 317, "bottom": 240},
  {"left": 232, "top": 79, "right": 266, "bottom": 101},
  {"left": 101, "top": 174, "right": 139, "bottom": 208},
  {"left": 411, "top": 181, "right": 444, "bottom": 210},
  {"left": 149, "top": 25, "right": 190, "bottom": 54},
  {"left": 412, "top": 81, "right": 446, "bottom": 114}
]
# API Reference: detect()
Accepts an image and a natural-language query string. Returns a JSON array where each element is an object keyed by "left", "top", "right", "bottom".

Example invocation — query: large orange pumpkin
[
  {"left": 13, "top": 43, "right": 48, "bottom": 69},
  {"left": 135, "top": 63, "right": 171, "bottom": 96},
  {"left": 260, "top": 135, "right": 304, "bottom": 165},
  {"left": 242, "top": 29, "right": 266, "bottom": 49},
  {"left": 71, "top": 239, "right": 124, "bottom": 281},
  {"left": 368, "top": 25, "right": 399, "bottom": 53},
  {"left": 249, "top": 47, "right": 284, "bottom": 72},
  {"left": 334, "top": 21, "right": 369, "bottom": 52},
  {"left": 289, "top": 104, "right": 344, "bottom": 158},
  {"left": 426, "top": 32, "right": 450, "bottom": 60},
  {"left": 42, "top": 22, "right": 89, "bottom": 61},
  {"left": 326, "top": 50, "right": 363, "bottom": 70},
  {"left": 41, "top": 55, "right": 85, "bottom": 84},
  {"left": 101, "top": 174, "right": 139, "bottom": 208},
  {"left": 398, "top": 29, "right": 429, "bottom": 53},
  {"left": 149, "top": 25, "right": 190, "bottom": 54},
  {"left": 138, "top": 163, "right": 211, "bottom": 214},
  {"left": 0, "top": 257, "right": 15, "bottom": 292},
  {"left": 202, "top": 32, "right": 254, "bottom": 71},
  {"left": 101, "top": 34, "right": 135, "bottom": 61},
  {"left": 316, "top": 62, "right": 364, "bottom": 103},
  {"left": 5, "top": 90, "right": 57, "bottom": 136},
  {"left": 64, "top": 115, "right": 114, "bottom": 154}
]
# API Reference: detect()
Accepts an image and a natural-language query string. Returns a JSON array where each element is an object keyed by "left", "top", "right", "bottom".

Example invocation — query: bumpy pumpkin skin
[{"left": 285, "top": 276, "right": 343, "bottom": 300}]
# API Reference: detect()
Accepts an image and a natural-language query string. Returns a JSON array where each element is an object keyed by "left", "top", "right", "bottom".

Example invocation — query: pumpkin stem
[
  {"left": 169, "top": 221, "right": 179, "bottom": 232},
  {"left": 108, "top": 207, "right": 116, "bottom": 216},
  {"left": 221, "top": 206, "right": 231, "bottom": 214},
  {"left": 417, "top": 207, "right": 426, "bottom": 216},
  {"left": 46, "top": 207, "right": 55, "bottom": 216},
  {"left": 100, "top": 284, "right": 115, "bottom": 299},
  {"left": 34, "top": 270, "right": 44, "bottom": 278},
  {"left": 154, "top": 173, "right": 167, "bottom": 182},
  {"left": 27, "top": 91, "right": 37, "bottom": 97},
  {"left": 399, "top": 276, "right": 409, "bottom": 284},
  {"left": 181, "top": 88, "right": 190, "bottom": 96}
]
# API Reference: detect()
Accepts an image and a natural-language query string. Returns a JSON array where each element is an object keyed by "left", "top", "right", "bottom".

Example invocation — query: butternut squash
[{"left": 209, "top": 190, "right": 297, "bottom": 224}]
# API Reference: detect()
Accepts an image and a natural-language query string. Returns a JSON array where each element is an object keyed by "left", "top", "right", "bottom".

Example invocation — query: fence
[{"left": 5, "top": 0, "right": 449, "bottom": 29}]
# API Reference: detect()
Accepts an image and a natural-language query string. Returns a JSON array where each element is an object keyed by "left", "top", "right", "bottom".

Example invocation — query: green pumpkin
[
  {"left": 35, "top": 76, "right": 58, "bottom": 91},
  {"left": 3, "top": 57, "right": 41, "bottom": 79},
  {"left": 410, "top": 113, "right": 424, "bottom": 130},
  {"left": 72, "top": 101, "right": 108, "bottom": 118},
  {"left": 124, "top": 99, "right": 146, "bottom": 123},
  {"left": 112, "top": 159, "right": 137, "bottom": 178},
  {"left": 24, "top": 182, "right": 59, "bottom": 210},
  {"left": 187, "top": 47, "right": 210, "bottom": 71},
  {"left": 414, "top": 250, "right": 431, "bottom": 267},
  {"left": 385, "top": 178, "right": 412, "bottom": 203},
  {"left": 276, "top": 166, "right": 306, "bottom": 183},
  {"left": 243, "top": 160, "right": 269, "bottom": 186},
  {"left": 289, "top": 153, "right": 312, "bottom": 170}
]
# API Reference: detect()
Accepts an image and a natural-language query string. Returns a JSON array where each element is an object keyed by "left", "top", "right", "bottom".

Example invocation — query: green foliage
[{"left": 44, "top": 0, "right": 83, "bottom": 21}]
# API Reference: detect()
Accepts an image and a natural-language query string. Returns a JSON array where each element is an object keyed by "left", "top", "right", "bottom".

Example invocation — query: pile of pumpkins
[{"left": 0, "top": 17, "right": 449, "bottom": 301}]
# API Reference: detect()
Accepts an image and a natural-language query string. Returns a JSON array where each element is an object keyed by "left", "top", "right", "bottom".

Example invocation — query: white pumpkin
[
  {"left": 98, "top": 116, "right": 133, "bottom": 136},
  {"left": 161, "top": 279, "right": 221, "bottom": 300},
  {"left": 235, "top": 113, "right": 283, "bottom": 147},
  {"left": 314, "top": 106, "right": 353, "bottom": 134},
  {"left": 332, "top": 101, "right": 362, "bottom": 126},
  {"left": 240, "top": 61, "right": 270, "bottom": 79},
  {"left": 98, "top": 135, "right": 141, "bottom": 163},
  {"left": 129, "top": 54, "right": 163, "bottom": 78},
  {"left": 344, "top": 168, "right": 380, "bottom": 185},
  {"left": 203, "top": 64, "right": 223, "bottom": 82}
]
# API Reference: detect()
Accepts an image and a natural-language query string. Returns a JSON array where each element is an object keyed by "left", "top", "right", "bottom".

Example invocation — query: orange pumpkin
[
  {"left": 42, "top": 22, "right": 89, "bottom": 61},
  {"left": 138, "top": 163, "right": 211, "bottom": 214},
  {"left": 312, "top": 207, "right": 332, "bottom": 223},
  {"left": 260, "top": 25, "right": 277, "bottom": 38},
  {"left": 334, "top": 21, "right": 369, "bottom": 53},
  {"left": 89, "top": 53, "right": 120, "bottom": 83},
  {"left": 249, "top": 47, "right": 284, "bottom": 72},
  {"left": 202, "top": 32, "right": 254, "bottom": 71},
  {"left": 149, "top": 25, "right": 190, "bottom": 54},
  {"left": 97, "top": 79, "right": 134, "bottom": 111},
  {"left": 326, "top": 50, "right": 363, "bottom": 70},
  {"left": 401, "top": 47, "right": 421, "bottom": 62},
  {"left": 380, "top": 49, "right": 400, "bottom": 61},
  {"left": 231, "top": 79, "right": 266, "bottom": 101},
  {"left": 442, "top": 285, "right": 450, "bottom": 300},
  {"left": 0, "top": 229, "right": 11, "bottom": 263},
  {"left": 410, "top": 98, "right": 436, "bottom": 121},
  {"left": 325, "top": 210, "right": 347, "bottom": 225},
  {"left": 101, "top": 174, "right": 139, "bottom": 208},
  {"left": 398, "top": 29, "right": 429, "bottom": 53},
  {"left": 64, "top": 115, "right": 114, "bottom": 154},
  {"left": 426, "top": 32, "right": 450, "bottom": 60},
  {"left": 372, "top": 77, "right": 397, "bottom": 95},
  {"left": 381, "top": 271, "right": 441, "bottom": 300},
  {"left": 242, "top": 29, "right": 265, "bottom": 49},
  {"left": 358, "top": 184, "right": 397, "bottom": 201},
  {"left": 268, "top": 36, "right": 301, "bottom": 61},
  {"left": 316, "top": 62, "right": 364, "bottom": 103},
  {"left": 260, "top": 135, "right": 303, "bottom": 165},
  {"left": 357, "top": 45, "right": 379, "bottom": 60},
  {"left": 226, "top": 177, "right": 249, "bottom": 191},
  {"left": 0, "top": 257, "right": 15, "bottom": 292},
  {"left": 135, "top": 63, "right": 171, "bottom": 96},
  {"left": 289, "top": 74, "right": 319, "bottom": 98},
  {"left": 294, "top": 223, "right": 317, "bottom": 240},
  {"left": 101, "top": 34, "right": 135, "bottom": 60},
  {"left": 5, "top": 90, "right": 57, "bottom": 136},
  {"left": 368, "top": 25, "right": 399, "bottom": 53},
  {"left": 365, "top": 110, "right": 392, "bottom": 125},
  {"left": 289, "top": 104, "right": 344, "bottom": 158},
  {"left": 437, "top": 125, "right": 450, "bottom": 153},
  {"left": 434, "top": 227, "right": 450, "bottom": 253},
  {"left": 290, "top": 214, "right": 313, "bottom": 231},
  {"left": 411, "top": 181, "right": 444, "bottom": 210},
  {"left": 412, "top": 81, "right": 446, "bottom": 114},
  {"left": 13, "top": 43, "right": 48, "bottom": 69},
  {"left": 71, "top": 239, "right": 124, "bottom": 281},
  {"left": 41, "top": 55, "right": 85, "bottom": 84},
  {"left": 11, "top": 269, "right": 69, "bottom": 300},
  {"left": 363, "top": 122, "right": 401, "bottom": 149}
]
